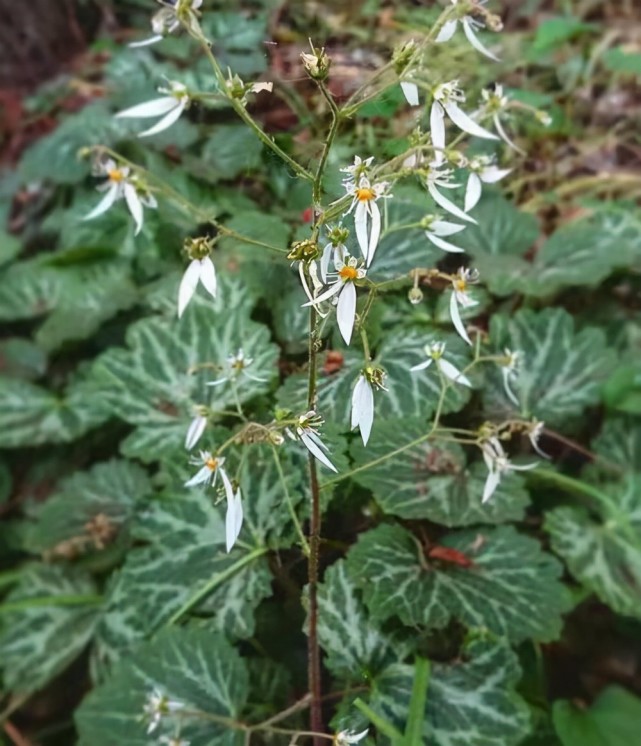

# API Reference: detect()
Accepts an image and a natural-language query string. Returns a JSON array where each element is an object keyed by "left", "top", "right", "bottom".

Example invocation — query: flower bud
[
  {"left": 408, "top": 287, "right": 424, "bottom": 305},
  {"left": 392, "top": 39, "right": 417, "bottom": 75},
  {"left": 287, "top": 238, "right": 320, "bottom": 262},
  {"left": 535, "top": 110, "right": 552, "bottom": 126},
  {"left": 301, "top": 43, "right": 331, "bottom": 81},
  {"left": 184, "top": 236, "right": 216, "bottom": 260},
  {"left": 328, "top": 226, "right": 350, "bottom": 247}
]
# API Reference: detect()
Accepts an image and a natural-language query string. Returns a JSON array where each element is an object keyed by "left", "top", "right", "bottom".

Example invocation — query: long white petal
[
  {"left": 510, "top": 461, "right": 539, "bottom": 472},
  {"left": 184, "top": 465, "right": 212, "bottom": 487},
  {"left": 351, "top": 376, "right": 374, "bottom": 445},
  {"left": 234, "top": 490, "right": 244, "bottom": 542},
  {"left": 354, "top": 201, "right": 369, "bottom": 260},
  {"left": 435, "top": 18, "right": 458, "bottom": 43},
  {"left": 301, "top": 279, "right": 343, "bottom": 307},
  {"left": 298, "top": 261, "right": 316, "bottom": 304},
  {"left": 438, "top": 358, "right": 472, "bottom": 387},
  {"left": 502, "top": 369, "right": 520, "bottom": 406},
  {"left": 450, "top": 291, "right": 473, "bottom": 346},
  {"left": 129, "top": 34, "right": 164, "bottom": 48},
  {"left": 482, "top": 469, "right": 501, "bottom": 503},
  {"left": 83, "top": 184, "right": 119, "bottom": 221},
  {"left": 427, "top": 232, "right": 466, "bottom": 253},
  {"left": 138, "top": 99, "right": 186, "bottom": 137},
  {"left": 220, "top": 469, "right": 238, "bottom": 552},
  {"left": 367, "top": 201, "right": 381, "bottom": 267},
  {"left": 494, "top": 114, "right": 526, "bottom": 155},
  {"left": 199, "top": 256, "right": 217, "bottom": 299},
  {"left": 410, "top": 358, "right": 434, "bottom": 372},
  {"left": 462, "top": 18, "right": 500, "bottom": 61},
  {"left": 336, "top": 283, "right": 356, "bottom": 345},
  {"left": 430, "top": 102, "right": 446, "bottom": 162},
  {"left": 464, "top": 172, "right": 483, "bottom": 212},
  {"left": 300, "top": 432, "right": 338, "bottom": 472},
  {"left": 431, "top": 220, "right": 466, "bottom": 237},
  {"left": 400, "top": 82, "right": 420, "bottom": 107},
  {"left": 428, "top": 182, "right": 476, "bottom": 224},
  {"left": 115, "top": 97, "right": 178, "bottom": 119},
  {"left": 320, "top": 244, "right": 333, "bottom": 284},
  {"left": 185, "top": 415, "right": 207, "bottom": 450},
  {"left": 480, "top": 166, "right": 511, "bottom": 184},
  {"left": 445, "top": 102, "right": 499, "bottom": 141},
  {"left": 123, "top": 183, "right": 144, "bottom": 235},
  {"left": 178, "top": 259, "right": 201, "bottom": 317}
]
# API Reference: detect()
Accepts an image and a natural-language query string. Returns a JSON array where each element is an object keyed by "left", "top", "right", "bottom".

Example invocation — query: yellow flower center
[
  {"left": 339, "top": 266, "right": 358, "bottom": 281},
  {"left": 108, "top": 169, "right": 124, "bottom": 183},
  {"left": 355, "top": 187, "right": 376, "bottom": 202},
  {"left": 205, "top": 457, "right": 218, "bottom": 471},
  {"left": 455, "top": 279, "right": 467, "bottom": 292}
]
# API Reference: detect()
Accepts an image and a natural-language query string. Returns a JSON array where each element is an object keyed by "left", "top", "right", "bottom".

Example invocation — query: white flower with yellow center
[
  {"left": 351, "top": 368, "right": 387, "bottom": 446},
  {"left": 498, "top": 347, "right": 521, "bottom": 405},
  {"left": 480, "top": 436, "right": 537, "bottom": 503},
  {"left": 207, "top": 349, "right": 266, "bottom": 387},
  {"left": 423, "top": 214, "right": 467, "bottom": 254},
  {"left": 335, "top": 728, "right": 369, "bottom": 745},
  {"left": 320, "top": 226, "right": 349, "bottom": 284},
  {"left": 430, "top": 80, "right": 498, "bottom": 164},
  {"left": 343, "top": 158, "right": 390, "bottom": 266},
  {"left": 426, "top": 163, "right": 476, "bottom": 224},
  {"left": 142, "top": 689, "right": 184, "bottom": 735},
  {"left": 130, "top": 0, "right": 203, "bottom": 47},
  {"left": 84, "top": 158, "right": 157, "bottom": 235},
  {"left": 450, "top": 267, "right": 479, "bottom": 345},
  {"left": 436, "top": 0, "right": 501, "bottom": 61},
  {"left": 411, "top": 341, "right": 471, "bottom": 387},
  {"left": 185, "top": 451, "right": 242, "bottom": 551},
  {"left": 465, "top": 155, "right": 511, "bottom": 212},
  {"left": 287, "top": 411, "right": 337, "bottom": 473},
  {"left": 303, "top": 256, "right": 366, "bottom": 345},
  {"left": 481, "top": 84, "right": 524, "bottom": 154},
  {"left": 178, "top": 256, "right": 217, "bottom": 317},
  {"left": 115, "top": 81, "right": 190, "bottom": 138}
]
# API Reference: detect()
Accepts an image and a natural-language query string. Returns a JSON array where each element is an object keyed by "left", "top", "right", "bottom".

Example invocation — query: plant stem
[
  {"left": 313, "top": 81, "right": 340, "bottom": 205},
  {"left": 271, "top": 447, "right": 310, "bottom": 556}
]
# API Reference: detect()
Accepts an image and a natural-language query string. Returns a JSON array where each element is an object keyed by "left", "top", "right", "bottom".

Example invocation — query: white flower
[
  {"left": 84, "top": 158, "right": 157, "bottom": 235},
  {"left": 351, "top": 369, "right": 387, "bottom": 446},
  {"left": 481, "top": 85, "right": 525, "bottom": 155},
  {"left": 430, "top": 80, "right": 498, "bottom": 164},
  {"left": 184, "top": 451, "right": 242, "bottom": 551},
  {"left": 207, "top": 349, "right": 266, "bottom": 387},
  {"left": 426, "top": 163, "right": 476, "bottom": 224},
  {"left": 320, "top": 228, "right": 348, "bottom": 284},
  {"left": 436, "top": 0, "right": 500, "bottom": 61},
  {"left": 464, "top": 155, "right": 511, "bottom": 212},
  {"left": 450, "top": 267, "right": 479, "bottom": 345},
  {"left": 400, "top": 81, "right": 420, "bottom": 106},
  {"left": 499, "top": 348, "right": 521, "bottom": 405},
  {"left": 130, "top": 0, "right": 203, "bottom": 47},
  {"left": 303, "top": 256, "right": 366, "bottom": 346},
  {"left": 177, "top": 257, "right": 217, "bottom": 317},
  {"left": 185, "top": 410, "right": 207, "bottom": 450},
  {"left": 424, "top": 215, "right": 467, "bottom": 254},
  {"left": 480, "top": 437, "right": 537, "bottom": 503},
  {"left": 286, "top": 411, "right": 337, "bottom": 473},
  {"left": 142, "top": 689, "right": 183, "bottom": 735},
  {"left": 115, "top": 81, "right": 190, "bottom": 138},
  {"left": 343, "top": 158, "right": 390, "bottom": 266},
  {"left": 410, "top": 341, "right": 471, "bottom": 387},
  {"left": 336, "top": 729, "right": 369, "bottom": 745},
  {"left": 528, "top": 420, "right": 550, "bottom": 459}
]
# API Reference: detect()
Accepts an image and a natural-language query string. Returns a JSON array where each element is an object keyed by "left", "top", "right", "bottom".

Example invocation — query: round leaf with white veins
[
  {"left": 87, "top": 276, "right": 279, "bottom": 462},
  {"left": 346, "top": 523, "right": 571, "bottom": 642},
  {"left": 484, "top": 308, "right": 615, "bottom": 427},
  {"left": 76, "top": 628, "right": 249, "bottom": 746},
  {"left": 369, "top": 638, "right": 531, "bottom": 746},
  {"left": 350, "top": 419, "right": 530, "bottom": 525},
  {"left": 277, "top": 330, "right": 472, "bottom": 431}
]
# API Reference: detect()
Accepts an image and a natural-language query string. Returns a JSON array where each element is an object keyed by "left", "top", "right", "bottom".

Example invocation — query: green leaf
[
  {"left": 346, "top": 523, "right": 571, "bottom": 642},
  {"left": 314, "top": 559, "right": 412, "bottom": 680},
  {"left": 544, "top": 478, "right": 641, "bottom": 619},
  {"left": 25, "top": 460, "right": 151, "bottom": 556},
  {"left": 202, "top": 126, "right": 264, "bottom": 179},
  {"left": 553, "top": 686, "right": 641, "bottom": 746},
  {"left": 95, "top": 490, "right": 270, "bottom": 664},
  {"left": 370, "top": 638, "right": 531, "bottom": 746},
  {"left": 602, "top": 47, "right": 641, "bottom": 75},
  {"left": 0, "top": 565, "right": 100, "bottom": 693},
  {"left": 0, "top": 374, "right": 109, "bottom": 448},
  {"left": 87, "top": 277, "right": 279, "bottom": 462},
  {"left": 76, "top": 628, "right": 249, "bottom": 746},
  {"left": 591, "top": 416, "right": 641, "bottom": 473},
  {"left": 349, "top": 419, "right": 530, "bottom": 525},
  {"left": 484, "top": 309, "right": 615, "bottom": 428},
  {"left": 279, "top": 330, "right": 472, "bottom": 432},
  {"left": 603, "top": 364, "right": 641, "bottom": 415},
  {"left": 529, "top": 17, "right": 596, "bottom": 56},
  {"left": 0, "top": 338, "right": 47, "bottom": 379}
]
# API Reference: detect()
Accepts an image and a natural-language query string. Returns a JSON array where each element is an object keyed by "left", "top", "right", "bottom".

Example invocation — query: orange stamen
[
  {"left": 355, "top": 187, "right": 376, "bottom": 202},
  {"left": 339, "top": 266, "right": 358, "bottom": 281},
  {"left": 108, "top": 169, "right": 124, "bottom": 183},
  {"left": 205, "top": 457, "right": 218, "bottom": 471}
]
